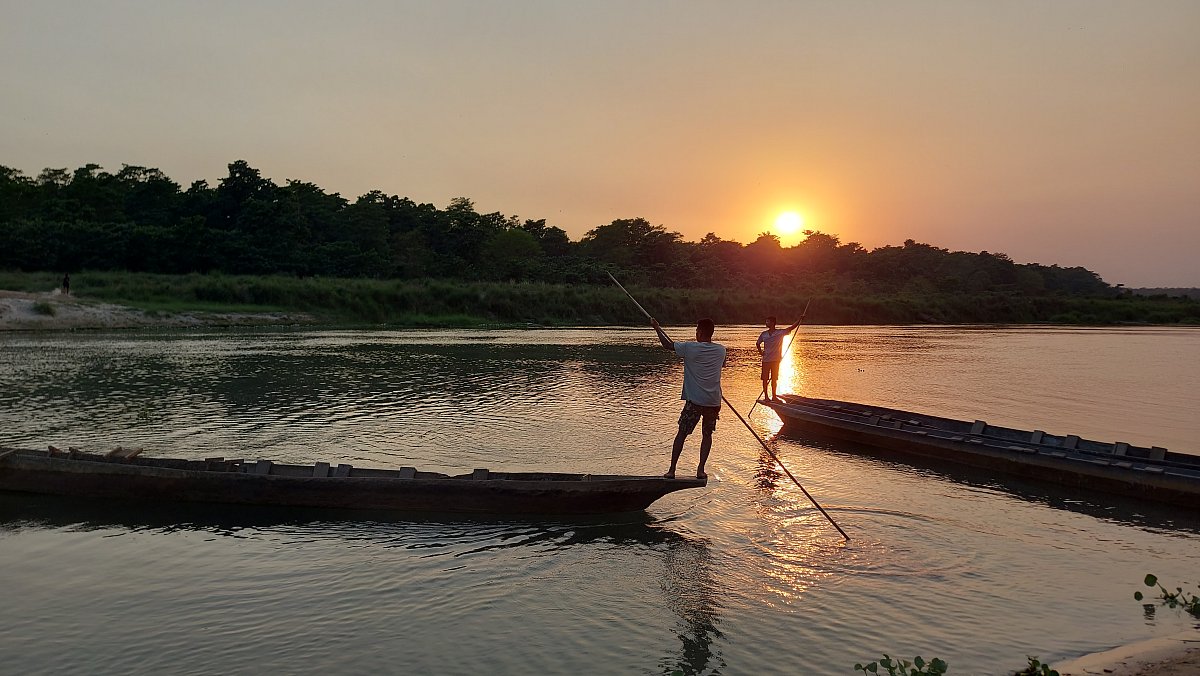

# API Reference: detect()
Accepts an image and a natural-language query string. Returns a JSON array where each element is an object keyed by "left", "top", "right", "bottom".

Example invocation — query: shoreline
[
  {"left": 4, "top": 290, "right": 1200, "bottom": 333},
  {"left": 1057, "top": 628, "right": 1200, "bottom": 675},
  {"left": 0, "top": 290, "right": 314, "bottom": 331}
]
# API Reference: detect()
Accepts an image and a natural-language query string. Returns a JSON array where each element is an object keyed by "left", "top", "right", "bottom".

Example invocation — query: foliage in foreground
[
  {"left": 1135, "top": 574, "right": 1200, "bottom": 619},
  {"left": 1014, "top": 656, "right": 1059, "bottom": 676},
  {"left": 855, "top": 654, "right": 948, "bottom": 675},
  {"left": 852, "top": 573, "right": 1200, "bottom": 675},
  {"left": 852, "top": 653, "right": 1061, "bottom": 675}
]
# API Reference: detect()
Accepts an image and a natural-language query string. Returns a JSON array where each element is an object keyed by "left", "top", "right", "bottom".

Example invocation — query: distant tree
[
  {"left": 744, "top": 231, "right": 785, "bottom": 280},
  {"left": 432, "top": 196, "right": 502, "bottom": 272},
  {"left": 62, "top": 164, "right": 125, "bottom": 222},
  {"left": 213, "top": 160, "right": 277, "bottom": 232},
  {"left": 117, "top": 165, "right": 182, "bottom": 226},
  {"left": 281, "top": 180, "right": 347, "bottom": 247},
  {"left": 339, "top": 195, "right": 391, "bottom": 277},
  {"left": 482, "top": 228, "right": 542, "bottom": 280},
  {"left": 520, "top": 218, "right": 572, "bottom": 257},
  {"left": 0, "top": 166, "right": 34, "bottom": 222},
  {"left": 580, "top": 217, "right": 683, "bottom": 277},
  {"left": 1038, "top": 265, "right": 1110, "bottom": 295},
  {"left": 388, "top": 229, "right": 433, "bottom": 278},
  {"left": 34, "top": 168, "right": 74, "bottom": 221},
  {"left": 694, "top": 232, "right": 744, "bottom": 286}
]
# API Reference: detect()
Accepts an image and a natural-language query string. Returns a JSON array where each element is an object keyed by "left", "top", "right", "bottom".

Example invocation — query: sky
[{"left": 2, "top": 1, "right": 1198, "bottom": 287}]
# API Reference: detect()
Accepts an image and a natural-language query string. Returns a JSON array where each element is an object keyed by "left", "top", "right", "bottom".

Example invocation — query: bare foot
[
  {"left": 663, "top": 471, "right": 676, "bottom": 479},
  {"left": 696, "top": 471, "right": 707, "bottom": 480}
]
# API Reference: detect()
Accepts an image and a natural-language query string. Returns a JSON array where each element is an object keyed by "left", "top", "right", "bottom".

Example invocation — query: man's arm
[
  {"left": 788, "top": 315, "right": 805, "bottom": 332},
  {"left": 650, "top": 318, "right": 674, "bottom": 351},
  {"left": 755, "top": 333, "right": 765, "bottom": 353}
]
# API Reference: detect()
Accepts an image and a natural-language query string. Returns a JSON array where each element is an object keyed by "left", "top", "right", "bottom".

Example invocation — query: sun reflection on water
[{"left": 777, "top": 340, "right": 806, "bottom": 398}]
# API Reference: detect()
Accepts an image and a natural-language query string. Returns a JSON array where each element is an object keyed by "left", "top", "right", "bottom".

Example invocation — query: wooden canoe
[
  {"left": 0, "top": 447, "right": 706, "bottom": 515},
  {"left": 763, "top": 395, "right": 1200, "bottom": 508}
]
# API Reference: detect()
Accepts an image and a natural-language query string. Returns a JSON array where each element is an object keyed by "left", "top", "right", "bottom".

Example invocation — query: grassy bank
[{"left": 3, "top": 271, "right": 1198, "bottom": 327}]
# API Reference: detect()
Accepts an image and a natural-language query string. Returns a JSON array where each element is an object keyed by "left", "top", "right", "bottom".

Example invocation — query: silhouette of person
[
  {"left": 756, "top": 315, "right": 803, "bottom": 402},
  {"left": 650, "top": 317, "right": 726, "bottom": 480}
]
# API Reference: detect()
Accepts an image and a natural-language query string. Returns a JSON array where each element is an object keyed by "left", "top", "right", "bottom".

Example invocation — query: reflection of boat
[
  {"left": 763, "top": 395, "right": 1200, "bottom": 507},
  {"left": 0, "top": 448, "right": 705, "bottom": 515}
]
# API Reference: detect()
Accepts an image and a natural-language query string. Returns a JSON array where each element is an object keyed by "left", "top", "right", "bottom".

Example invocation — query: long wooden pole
[
  {"left": 607, "top": 273, "right": 850, "bottom": 541},
  {"left": 748, "top": 298, "right": 812, "bottom": 418}
]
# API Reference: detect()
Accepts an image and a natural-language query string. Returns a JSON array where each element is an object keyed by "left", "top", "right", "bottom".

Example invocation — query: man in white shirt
[
  {"left": 756, "top": 315, "right": 803, "bottom": 402},
  {"left": 650, "top": 317, "right": 726, "bottom": 480}
]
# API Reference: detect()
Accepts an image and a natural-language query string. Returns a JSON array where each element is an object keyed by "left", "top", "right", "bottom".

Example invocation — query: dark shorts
[
  {"left": 761, "top": 360, "right": 781, "bottom": 381},
  {"left": 678, "top": 401, "right": 720, "bottom": 436}
]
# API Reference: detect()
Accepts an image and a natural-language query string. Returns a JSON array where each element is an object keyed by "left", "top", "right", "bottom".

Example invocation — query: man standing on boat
[
  {"left": 756, "top": 315, "right": 803, "bottom": 402},
  {"left": 650, "top": 317, "right": 726, "bottom": 480}
]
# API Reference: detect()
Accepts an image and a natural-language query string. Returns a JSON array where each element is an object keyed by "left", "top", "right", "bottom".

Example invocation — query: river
[{"left": 1, "top": 325, "right": 1197, "bottom": 675}]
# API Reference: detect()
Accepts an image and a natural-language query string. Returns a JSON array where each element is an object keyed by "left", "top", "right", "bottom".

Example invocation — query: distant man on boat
[
  {"left": 650, "top": 317, "right": 726, "bottom": 480},
  {"left": 756, "top": 315, "right": 803, "bottom": 403}
]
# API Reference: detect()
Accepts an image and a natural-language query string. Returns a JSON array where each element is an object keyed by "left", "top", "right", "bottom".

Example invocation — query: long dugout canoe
[
  {"left": 0, "top": 447, "right": 706, "bottom": 515},
  {"left": 763, "top": 395, "right": 1200, "bottom": 508}
]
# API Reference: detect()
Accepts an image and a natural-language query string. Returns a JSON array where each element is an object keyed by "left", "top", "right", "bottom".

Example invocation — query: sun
[{"left": 774, "top": 211, "right": 804, "bottom": 235}]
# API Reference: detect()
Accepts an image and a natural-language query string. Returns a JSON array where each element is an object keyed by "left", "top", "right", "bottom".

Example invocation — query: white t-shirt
[
  {"left": 757, "top": 328, "right": 791, "bottom": 362},
  {"left": 673, "top": 341, "right": 726, "bottom": 407}
]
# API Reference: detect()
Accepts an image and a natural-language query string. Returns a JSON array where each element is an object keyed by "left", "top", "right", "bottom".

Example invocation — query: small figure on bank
[
  {"left": 650, "top": 317, "right": 726, "bottom": 480},
  {"left": 61, "top": 272, "right": 70, "bottom": 296},
  {"left": 756, "top": 315, "right": 803, "bottom": 402}
]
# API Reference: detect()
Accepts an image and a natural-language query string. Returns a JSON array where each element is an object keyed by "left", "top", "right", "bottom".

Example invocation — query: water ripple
[{"left": 2, "top": 327, "right": 1199, "bottom": 675}]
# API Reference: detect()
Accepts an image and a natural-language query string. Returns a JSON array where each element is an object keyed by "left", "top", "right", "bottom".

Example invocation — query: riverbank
[
  {"left": 1057, "top": 629, "right": 1200, "bottom": 675},
  {"left": 3, "top": 271, "right": 1199, "bottom": 327},
  {"left": 0, "top": 290, "right": 312, "bottom": 331}
]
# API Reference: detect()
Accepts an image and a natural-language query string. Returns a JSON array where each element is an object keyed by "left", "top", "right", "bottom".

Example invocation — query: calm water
[{"left": 1, "top": 325, "right": 1198, "bottom": 675}]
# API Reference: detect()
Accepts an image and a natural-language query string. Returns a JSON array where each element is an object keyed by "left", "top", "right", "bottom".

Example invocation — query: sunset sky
[{"left": 3, "top": 1, "right": 1198, "bottom": 286}]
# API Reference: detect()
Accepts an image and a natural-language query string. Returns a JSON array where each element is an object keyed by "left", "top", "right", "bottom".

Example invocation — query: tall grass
[{"left": 1, "top": 271, "right": 1197, "bottom": 326}]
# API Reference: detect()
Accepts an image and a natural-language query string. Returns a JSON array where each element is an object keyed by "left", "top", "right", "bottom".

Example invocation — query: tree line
[{"left": 1, "top": 160, "right": 1115, "bottom": 297}]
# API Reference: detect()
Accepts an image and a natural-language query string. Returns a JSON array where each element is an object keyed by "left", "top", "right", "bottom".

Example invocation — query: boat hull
[
  {"left": 764, "top": 396, "right": 1200, "bottom": 508},
  {"left": 0, "top": 449, "right": 705, "bottom": 515}
]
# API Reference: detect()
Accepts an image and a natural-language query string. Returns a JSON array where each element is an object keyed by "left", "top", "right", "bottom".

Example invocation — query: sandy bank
[
  {"left": 1057, "top": 629, "right": 1200, "bottom": 675},
  {"left": 0, "top": 290, "right": 314, "bottom": 331}
]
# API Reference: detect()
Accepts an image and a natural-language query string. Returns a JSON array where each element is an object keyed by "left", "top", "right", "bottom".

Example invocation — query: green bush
[
  {"left": 855, "top": 654, "right": 948, "bottom": 675},
  {"left": 1014, "top": 656, "right": 1059, "bottom": 676},
  {"left": 1135, "top": 574, "right": 1200, "bottom": 619}
]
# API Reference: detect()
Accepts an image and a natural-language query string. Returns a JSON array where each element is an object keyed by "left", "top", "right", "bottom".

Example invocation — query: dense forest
[
  {"left": 1131, "top": 288, "right": 1200, "bottom": 300},
  {"left": 2, "top": 160, "right": 1196, "bottom": 325},
  {"left": 1, "top": 160, "right": 1115, "bottom": 293}
]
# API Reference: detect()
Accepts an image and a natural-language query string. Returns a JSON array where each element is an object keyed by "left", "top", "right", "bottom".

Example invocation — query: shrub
[
  {"left": 855, "top": 654, "right": 948, "bottom": 675},
  {"left": 1135, "top": 574, "right": 1200, "bottom": 619}
]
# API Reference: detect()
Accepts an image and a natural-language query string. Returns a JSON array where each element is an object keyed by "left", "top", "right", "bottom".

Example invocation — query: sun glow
[
  {"left": 774, "top": 211, "right": 803, "bottom": 236},
  {"left": 779, "top": 346, "right": 803, "bottom": 398}
]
